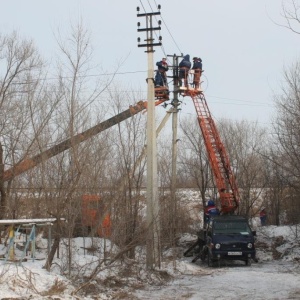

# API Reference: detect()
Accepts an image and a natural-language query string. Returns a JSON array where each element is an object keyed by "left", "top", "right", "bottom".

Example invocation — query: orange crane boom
[
  {"left": 3, "top": 99, "right": 166, "bottom": 182},
  {"left": 185, "top": 90, "right": 240, "bottom": 214}
]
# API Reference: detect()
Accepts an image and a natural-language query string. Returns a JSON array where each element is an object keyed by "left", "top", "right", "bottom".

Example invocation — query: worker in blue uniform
[
  {"left": 179, "top": 54, "right": 191, "bottom": 87},
  {"left": 155, "top": 58, "right": 168, "bottom": 87},
  {"left": 192, "top": 57, "right": 203, "bottom": 89},
  {"left": 204, "top": 199, "right": 220, "bottom": 224}
]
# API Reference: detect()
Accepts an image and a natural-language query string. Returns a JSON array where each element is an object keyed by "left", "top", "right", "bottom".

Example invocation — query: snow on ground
[
  {"left": 134, "top": 260, "right": 300, "bottom": 300},
  {"left": 0, "top": 224, "right": 299, "bottom": 299}
]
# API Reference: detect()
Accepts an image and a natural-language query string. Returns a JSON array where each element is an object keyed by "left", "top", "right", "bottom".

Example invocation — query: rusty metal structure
[{"left": 3, "top": 99, "right": 167, "bottom": 182}]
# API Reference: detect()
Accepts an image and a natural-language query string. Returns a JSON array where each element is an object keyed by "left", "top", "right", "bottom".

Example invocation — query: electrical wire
[
  {"left": 139, "top": 0, "right": 147, "bottom": 13},
  {"left": 146, "top": 0, "right": 154, "bottom": 11},
  {"left": 139, "top": 0, "right": 182, "bottom": 63},
  {"left": 177, "top": 103, "right": 274, "bottom": 129},
  {"left": 11, "top": 70, "right": 148, "bottom": 85},
  {"left": 153, "top": 0, "right": 182, "bottom": 55},
  {"left": 140, "top": 0, "right": 168, "bottom": 59}
]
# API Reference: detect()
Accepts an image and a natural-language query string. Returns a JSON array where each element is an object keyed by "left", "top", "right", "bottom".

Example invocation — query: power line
[
  {"left": 178, "top": 109, "right": 273, "bottom": 126},
  {"left": 153, "top": 0, "right": 182, "bottom": 54},
  {"left": 11, "top": 70, "right": 148, "bottom": 85},
  {"left": 139, "top": 0, "right": 147, "bottom": 13},
  {"left": 140, "top": 0, "right": 168, "bottom": 59},
  {"left": 146, "top": 0, "right": 154, "bottom": 11},
  {"left": 206, "top": 94, "right": 271, "bottom": 106},
  {"left": 140, "top": 0, "right": 182, "bottom": 63},
  {"left": 8, "top": 77, "right": 276, "bottom": 110}
]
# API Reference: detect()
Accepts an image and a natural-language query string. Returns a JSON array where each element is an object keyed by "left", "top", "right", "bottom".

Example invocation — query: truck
[
  {"left": 200, "top": 215, "right": 256, "bottom": 266},
  {"left": 181, "top": 73, "right": 256, "bottom": 266}
]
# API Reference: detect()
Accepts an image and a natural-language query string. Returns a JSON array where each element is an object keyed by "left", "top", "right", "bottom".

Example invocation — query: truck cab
[{"left": 203, "top": 215, "right": 256, "bottom": 266}]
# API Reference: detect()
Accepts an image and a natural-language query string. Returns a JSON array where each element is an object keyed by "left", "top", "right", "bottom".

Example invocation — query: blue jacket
[
  {"left": 179, "top": 55, "right": 191, "bottom": 69},
  {"left": 192, "top": 60, "right": 202, "bottom": 70},
  {"left": 208, "top": 206, "right": 220, "bottom": 215},
  {"left": 156, "top": 60, "right": 168, "bottom": 72}
]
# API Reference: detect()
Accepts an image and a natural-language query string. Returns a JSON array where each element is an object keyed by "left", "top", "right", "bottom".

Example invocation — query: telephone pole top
[{"left": 137, "top": 5, "right": 162, "bottom": 52}]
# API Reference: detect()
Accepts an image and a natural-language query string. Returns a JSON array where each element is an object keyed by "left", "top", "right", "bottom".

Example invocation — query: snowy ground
[
  {"left": 134, "top": 260, "right": 300, "bottom": 300},
  {"left": 0, "top": 224, "right": 299, "bottom": 299}
]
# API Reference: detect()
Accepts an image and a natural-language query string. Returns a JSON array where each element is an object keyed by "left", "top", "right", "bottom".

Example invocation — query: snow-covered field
[{"left": 0, "top": 224, "right": 299, "bottom": 299}]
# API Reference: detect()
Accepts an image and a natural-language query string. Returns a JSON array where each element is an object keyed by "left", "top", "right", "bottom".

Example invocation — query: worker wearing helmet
[
  {"left": 192, "top": 57, "right": 203, "bottom": 90},
  {"left": 204, "top": 199, "right": 220, "bottom": 224},
  {"left": 155, "top": 58, "right": 169, "bottom": 87},
  {"left": 179, "top": 54, "right": 191, "bottom": 88}
]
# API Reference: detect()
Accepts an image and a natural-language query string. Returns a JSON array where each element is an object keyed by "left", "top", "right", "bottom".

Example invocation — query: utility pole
[
  {"left": 137, "top": 5, "right": 162, "bottom": 269},
  {"left": 168, "top": 54, "right": 182, "bottom": 255}
]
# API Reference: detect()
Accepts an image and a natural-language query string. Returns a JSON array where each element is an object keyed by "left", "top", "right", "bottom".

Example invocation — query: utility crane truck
[{"left": 179, "top": 72, "right": 256, "bottom": 266}]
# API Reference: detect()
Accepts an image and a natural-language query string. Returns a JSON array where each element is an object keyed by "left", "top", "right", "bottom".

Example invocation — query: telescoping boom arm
[
  {"left": 3, "top": 99, "right": 167, "bottom": 182},
  {"left": 185, "top": 90, "right": 240, "bottom": 214}
]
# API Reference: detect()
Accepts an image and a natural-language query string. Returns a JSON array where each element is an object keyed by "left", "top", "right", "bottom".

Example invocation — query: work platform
[{"left": 155, "top": 86, "right": 169, "bottom": 100}]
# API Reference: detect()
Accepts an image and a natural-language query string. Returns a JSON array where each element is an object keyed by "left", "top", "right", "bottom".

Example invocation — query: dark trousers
[
  {"left": 179, "top": 67, "right": 189, "bottom": 87},
  {"left": 193, "top": 69, "right": 201, "bottom": 89},
  {"left": 155, "top": 71, "right": 167, "bottom": 87}
]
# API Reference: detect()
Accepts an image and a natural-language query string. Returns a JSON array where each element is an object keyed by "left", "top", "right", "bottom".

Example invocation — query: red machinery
[
  {"left": 81, "top": 194, "right": 111, "bottom": 238},
  {"left": 182, "top": 89, "right": 240, "bottom": 214}
]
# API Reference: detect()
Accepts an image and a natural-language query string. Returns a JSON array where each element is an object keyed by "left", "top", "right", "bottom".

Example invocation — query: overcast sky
[{"left": 1, "top": 0, "right": 299, "bottom": 132}]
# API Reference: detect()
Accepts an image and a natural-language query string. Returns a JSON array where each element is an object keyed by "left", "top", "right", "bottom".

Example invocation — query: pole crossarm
[{"left": 137, "top": 5, "right": 162, "bottom": 51}]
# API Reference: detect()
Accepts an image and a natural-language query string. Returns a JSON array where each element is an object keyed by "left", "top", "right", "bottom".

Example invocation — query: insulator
[
  {"left": 158, "top": 20, "right": 161, "bottom": 25},
  {"left": 158, "top": 4, "right": 161, "bottom": 10},
  {"left": 137, "top": 37, "right": 141, "bottom": 43},
  {"left": 137, "top": 6, "right": 140, "bottom": 11},
  {"left": 137, "top": 22, "right": 140, "bottom": 27},
  {"left": 159, "top": 36, "right": 162, "bottom": 41}
]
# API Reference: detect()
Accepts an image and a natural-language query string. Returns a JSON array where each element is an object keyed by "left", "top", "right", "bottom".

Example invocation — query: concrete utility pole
[
  {"left": 137, "top": 5, "right": 162, "bottom": 269},
  {"left": 168, "top": 54, "right": 182, "bottom": 250}
]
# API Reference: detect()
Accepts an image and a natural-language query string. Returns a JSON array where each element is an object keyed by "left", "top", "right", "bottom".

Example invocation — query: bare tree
[
  {"left": 156, "top": 130, "right": 193, "bottom": 250},
  {"left": 179, "top": 117, "right": 213, "bottom": 227},
  {"left": 218, "top": 119, "right": 269, "bottom": 218},
  {"left": 281, "top": 0, "right": 300, "bottom": 34},
  {"left": 0, "top": 31, "right": 44, "bottom": 218},
  {"left": 42, "top": 21, "right": 114, "bottom": 271},
  {"left": 262, "top": 152, "right": 287, "bottom": 225},
  {"left": 179, "top": 116, "right": 269, "bottom": 221},
  {"left": 272, "top": 61, "right": 300, "bottom": 224},
  {"left": 107, "top": 86, "right": 147, "bottom": 260}
]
